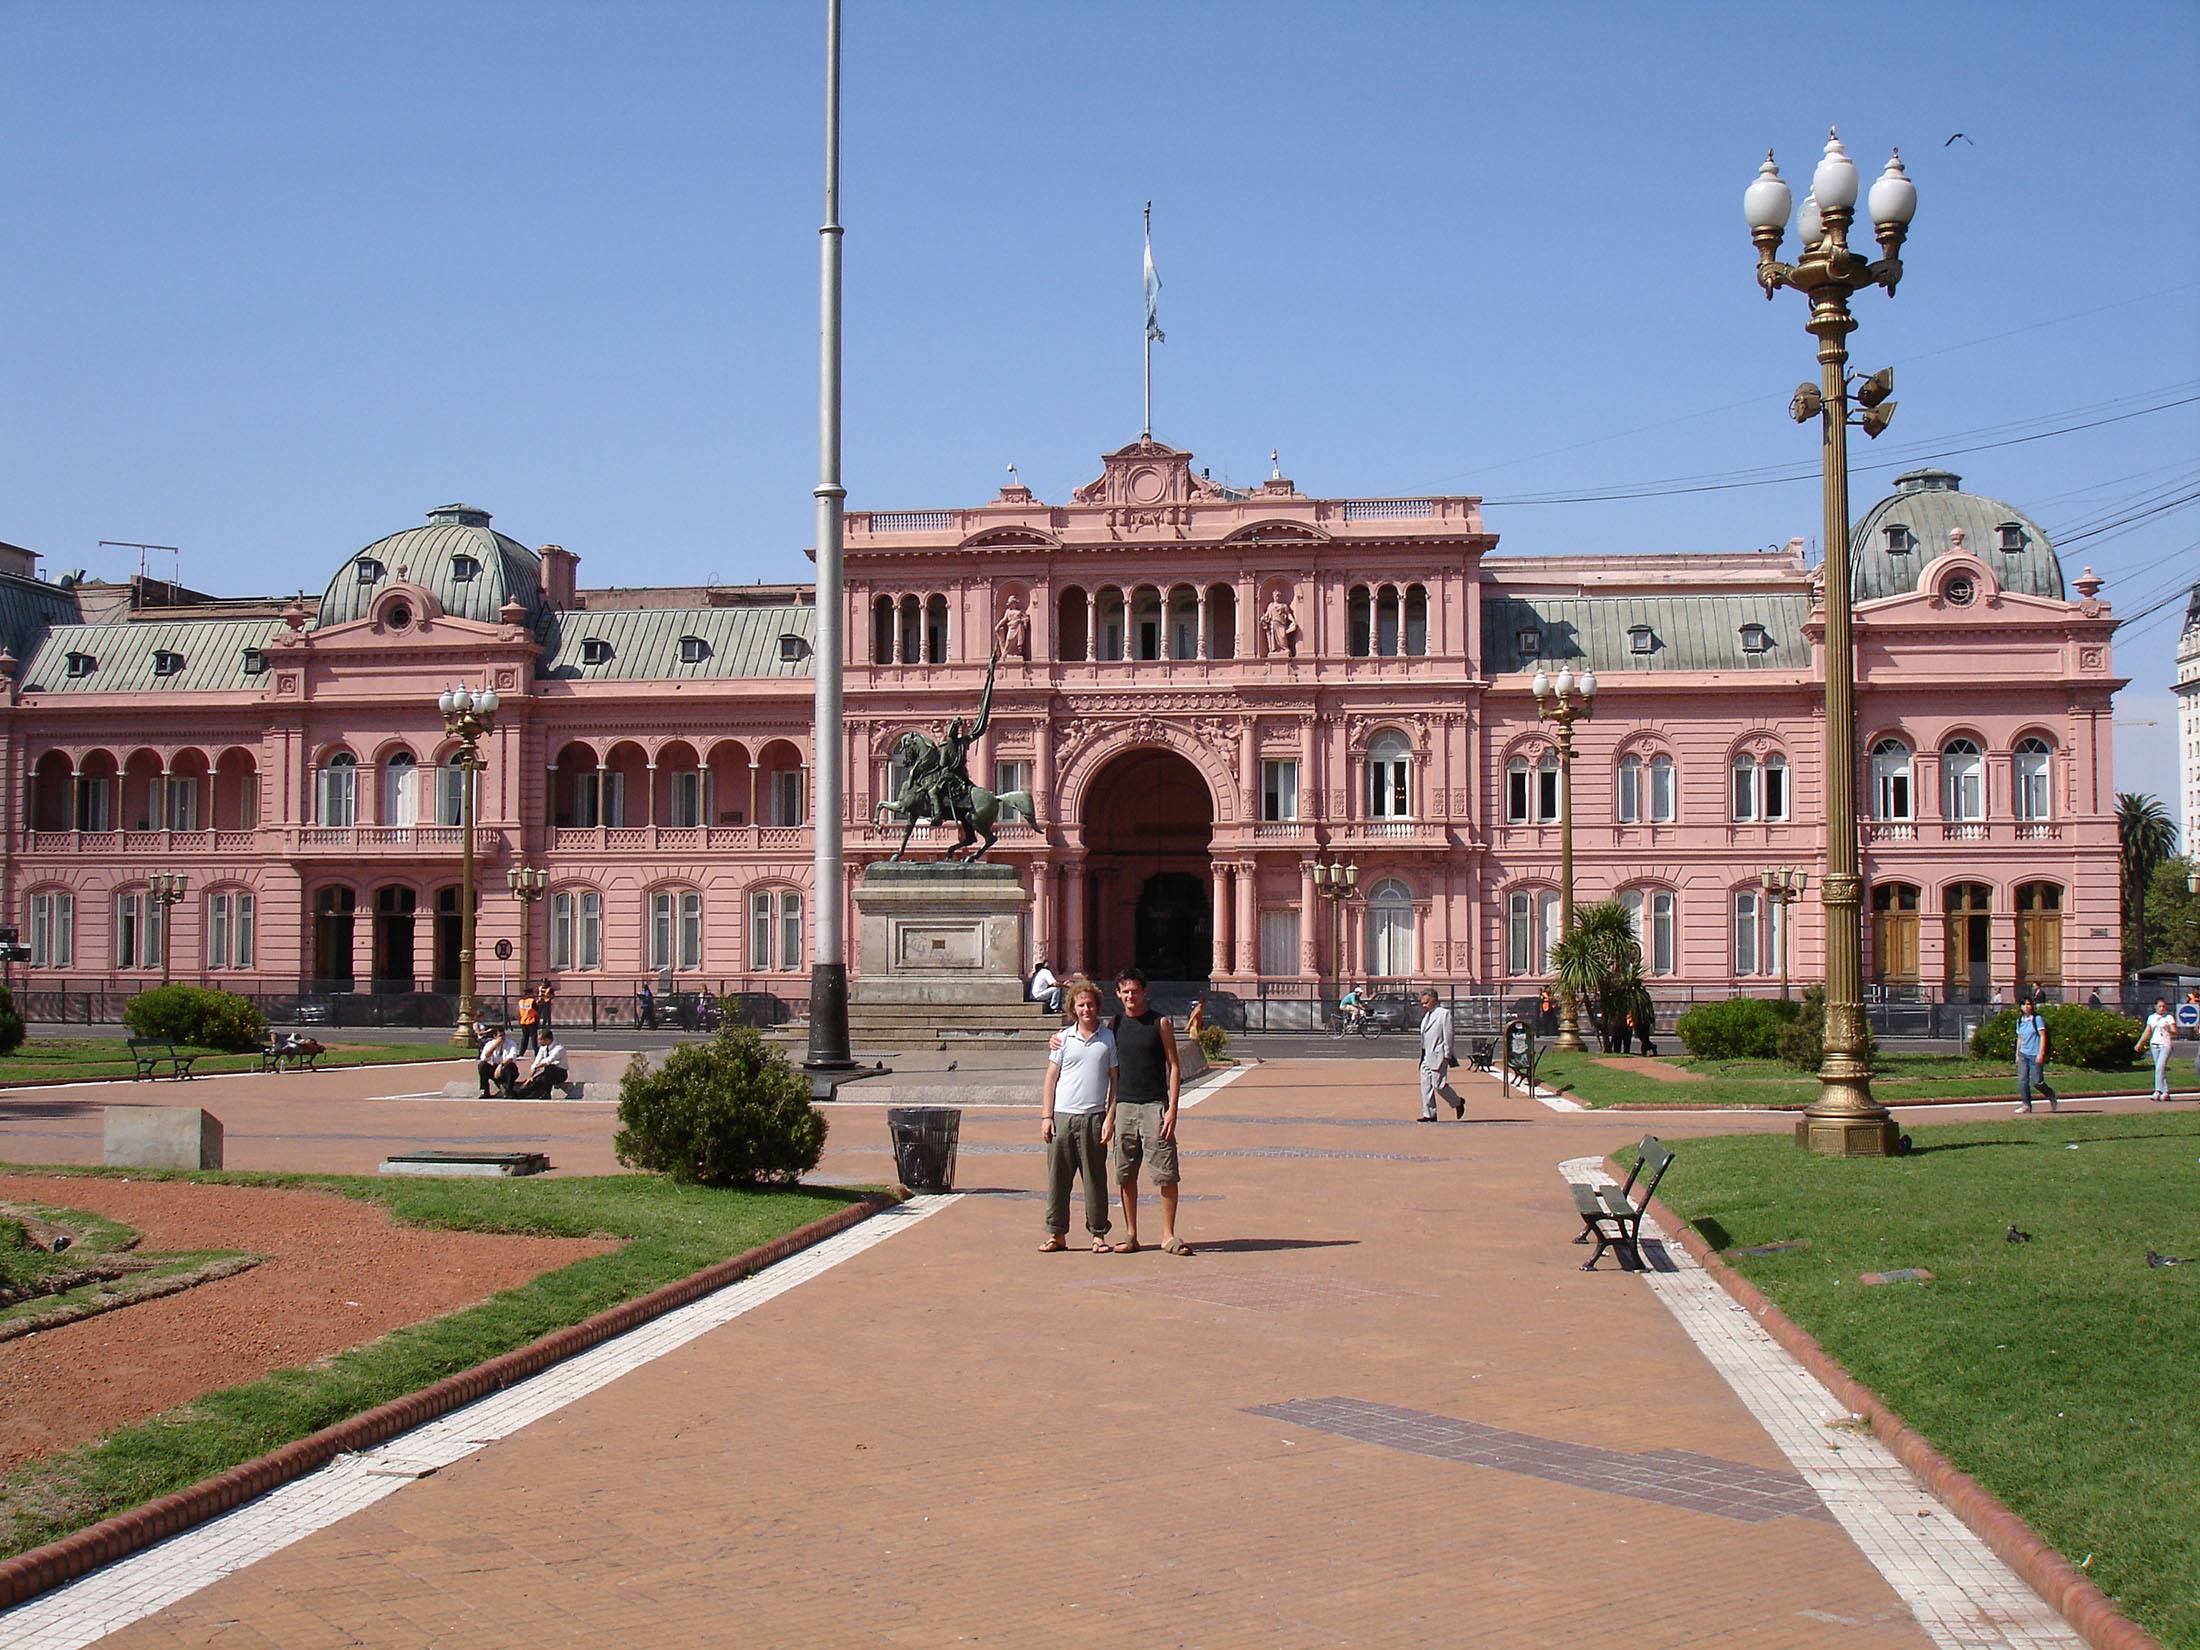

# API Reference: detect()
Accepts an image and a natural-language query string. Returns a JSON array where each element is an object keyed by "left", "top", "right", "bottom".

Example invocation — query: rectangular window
[
  {"left": 115, "top": 892, "right": 162, "bottom": 971},
  {"left": 1259, "top": 909, "right": 1299, "bottom": 977},
  {"left": 74, "top": 775, "right": 112, "bottom": 831},
  {"left": 994, "top": 760, "right": 1031, "bottom": 823},
  {"left": 1261, "top": 760, "right": 1299, "bottom": 822},
  {"left": 552, "top": 892, "right": 574, "bottom": 971},
  {"left": 1535, "top": 763, "right": 1559, "bottom": 823},
  {"left": 650, "top": 892, "right": 675, "bottom": 972},
  {"left": 1649, "top": 758, "right": 1675, "bottom": 823},
  {"left": 751, "top": 890, "right": 773, "bottom": 970},
  {"left": 670, "top": 770, "right": 703, "bottom": 828},
  {"left": 165, "top": 778, "right": 198, "bottom": 831},
  {"left": 31, "top": 892, "right": 75, "bottom": 968},
  {"left": 777, "top": 892, "right": 801, "bottom": 973},
  {"left": 205, "top": 891, "right": 254, "bottom": 969},
  {"left": 679, "top": 891, "right": 703, "bottom": 970},
  {"left": 1650, "top": 891, "right": 1674, "bottom": 977},
  {"left": 579, "top": 891, "right": 602, "bottom": 969},
  {"left": 1617, "top": 760, "right": 1640, "bottom": 824},
  {"left": 1763, "top": 760, "right": 1789, "bottom": 822},
  {"left": 1507, "top": 892, "right": 1534, "bottom": 976},
  {"left": 1731, "top": 759, "right": 1757, "bottom": 822},
  {"left": 772, "top": 769, "right": 805, "bottom": 827},
  {"left": 1506, "top": 765, "right": 1530, "bottom": 824},
  {"left": 1537, "top": 892, "right": 1560, "bottom": 974},
  {"left": 317, "top": 765, "right": 356, "bottom": 827},
  {"left": 602, "top": 770, "right": 626, "bottom": 828},
  {"left": 1734, "top": 891, "right": 1762, "bottom": 976}
]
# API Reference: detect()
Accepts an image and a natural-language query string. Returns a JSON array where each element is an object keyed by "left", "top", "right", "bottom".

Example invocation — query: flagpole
[{"left": 1142, "top": 202, "right": 1152, "bottom": 439}]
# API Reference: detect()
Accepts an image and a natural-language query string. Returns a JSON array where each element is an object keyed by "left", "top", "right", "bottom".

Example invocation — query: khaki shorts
[{"left": 1111, "top": 1101, "right": 1180, "bottom": 1187}]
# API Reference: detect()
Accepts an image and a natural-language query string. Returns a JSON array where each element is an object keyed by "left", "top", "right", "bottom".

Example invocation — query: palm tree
[
  {"left": 1551, "top": 899, "right": 1643, "bottom": 1050},
  {"left": 2118, "top": 792, "right": 2178, "bottom": 968}
]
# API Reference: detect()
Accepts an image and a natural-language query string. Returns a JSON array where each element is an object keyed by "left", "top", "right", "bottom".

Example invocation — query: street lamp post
[
  {"left": 148, "top": 872, "right": 188, "bottom": 984},
  {"left": 507, "top": 864, "right": 548, "bottom": 1007},
  {"left": 1313, "top": 859, "right": 1359, "bottom": 1014},
  {"left": 439, "top": 684, "right": 499, "bottom": 1046},
  {"left": 1531, "top": 664, "right": 1597, "bottom": 1052},
  {"left": 1761, "top": 866, "right": 1809, "bottom": 1000},
  {"left": 1745, "top": 128, "right": 1915, "bottom": 1156}
]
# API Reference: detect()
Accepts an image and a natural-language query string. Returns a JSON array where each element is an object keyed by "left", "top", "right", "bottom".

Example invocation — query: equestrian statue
[{"left": 872, "top": 646, "right": 1037, "bottom": 863}]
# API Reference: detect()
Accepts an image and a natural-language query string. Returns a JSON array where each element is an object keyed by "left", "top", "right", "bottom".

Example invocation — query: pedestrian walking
[
  {"left": 2011, "top": 997, "right": 2056, "bottom": 1113},
  {"left": 1537, "top": 988, "right": 1557, "bottom": 1036},
  {"left": 2137, "top": 997, "right": 2177, "bottom": 1102},
  {"left": 1106, "top": 968, "right": 1190, "bottom": 1255},
  {"left": 1038, "top": 978, "right": 1115, "bottom": 1253},
  {"left": 638, "top": 981, "right": 657, "bottom": 1030},
  {"left": 2085, "top": 986, "right": 2103, "bottom": 1009},
  {"left": 1417, "top": 988, "right": 1464, "bottom": 1121}
]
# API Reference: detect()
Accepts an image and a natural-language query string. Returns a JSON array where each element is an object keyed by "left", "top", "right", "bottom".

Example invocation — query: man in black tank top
[{"left": 1101, "top": 968, "right": 1191, "bottom": 1255}]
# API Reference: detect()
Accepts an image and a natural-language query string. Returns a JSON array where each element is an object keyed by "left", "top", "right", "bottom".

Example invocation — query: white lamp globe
[
  {"left": 1869, "top": 150, "right": 1916, "bottom": 227},
  {"left": 1811, "top": 128, "right": 1858, "bottom": 210},
  {"left": 1798, "top": 192, "right": 1823, "bottom": 248},
  {"left": 1579, "top": 669, "right": 1598, "bottom": 699},
  {"left": 478, "top": 686, "right": 499, "bottom": 715},
  {"left": 1743, "top": 152, "right": 1791, "bottom": 231},
  {"left": 1531, "top": 668, "right": 1551, "bottom": 699},
  {"left": 437, "top": 688, "right": 455, "bottom": 716},
  {"left": 1554, "top": 666, "right": 1575, "bottom": 698}
]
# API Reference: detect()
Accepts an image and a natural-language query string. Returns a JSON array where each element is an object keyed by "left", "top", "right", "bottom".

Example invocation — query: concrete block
[{"left": 103, "top": 1106, "right": 224, "bottom": 1171}]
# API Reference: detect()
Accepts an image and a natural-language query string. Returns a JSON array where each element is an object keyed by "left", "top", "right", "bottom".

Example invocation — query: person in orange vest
[{"left": 516, "top": 987, "right": 540, "bottom": 1054}]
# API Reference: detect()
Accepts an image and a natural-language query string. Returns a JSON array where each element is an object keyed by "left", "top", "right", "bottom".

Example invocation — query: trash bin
[{"left": 886, "top": 1106, "right": 961, "bottom": 1193}]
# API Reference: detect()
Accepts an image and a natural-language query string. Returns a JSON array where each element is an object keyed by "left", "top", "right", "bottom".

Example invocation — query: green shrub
[
  {"left": 1968, "top": 1003, "right": 2142, "bottom": 1070},
  {"left": 121, "top": 984, "right": 267, "bottom": 1051},
  {"left": 1194, "top": 1022, "right": 1229, "bottom": 1063},
  {"left": 613, "top": 1024, "right": 827, "bottom": 1186},
  {"left": 0, "top": 983, "right": 23, "bottom": 1057},
  {"left": 1673, "top": 996, "right": 1798, "bottom": 1060},
  {"left": 1775, "top": 983, "right": 1878, "bottom": 1072}
]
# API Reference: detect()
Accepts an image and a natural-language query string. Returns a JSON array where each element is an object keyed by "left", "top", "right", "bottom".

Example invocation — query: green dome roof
[
  {"left": 1850, "top": 470, "right": 2063, "bottom": 603},
  {"left": 316, "top": 505, "right": 545, "bottom": 630}
]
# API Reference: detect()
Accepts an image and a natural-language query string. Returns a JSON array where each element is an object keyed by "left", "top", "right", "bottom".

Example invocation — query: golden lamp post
[
  {"left": 1744, "top": 128, "right": 1915, "bottom": 1156},
  {"left": 1312, "top": 858, "right": 1359, "bottom": 1013},
  {"left": 148, "top": 871, "right": 188, "bottom": 984},
  {"left": 1531, "top": 664, "right": 1596, "bottom": 1052},
  {"left": 438, "top": 684, "right": 499, "bottom": 1046},
  {"left": 507, "top": 864, "right": 549, "bottom": 1007},
  {"left": 1760, "top": 865, "right": 1809, "bottom": 1001}
]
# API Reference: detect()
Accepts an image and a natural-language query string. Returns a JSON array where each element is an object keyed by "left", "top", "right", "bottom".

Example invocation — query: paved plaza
[{"left": 0, "top": 1055, "right": 2137, "bottom": 1647}]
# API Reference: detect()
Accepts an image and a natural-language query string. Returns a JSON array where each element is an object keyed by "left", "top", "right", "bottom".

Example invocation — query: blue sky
[{"left": 3, "top": 1, "right": 2195, "bottom": 817}]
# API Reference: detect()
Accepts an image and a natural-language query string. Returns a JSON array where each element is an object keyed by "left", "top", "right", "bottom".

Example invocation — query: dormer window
[
  {"left": 152, "top": 650, "right": 184, "bottom": 677},
  {"left": 1516, "top": 628, "right": 1542, "bottom": 658},
  {"left": 778, "top": 633, "right": 811, "bottom": 662},
  {"left": 1739, "top": 623, "right": 1771, "bottom": 654},
  {"left": 1997, "top": 523, "right": 2026, "bottom": 553},
  {"left": 580, "top": 637, "right": 613, "bottom": 666},
  {"left": 451, "top": 554, "right": 481, "bottom": 583},
  {"left": 242, "top": 648, "right": 268, "bottom": 675},
  {"left": 677, "top": 635, "right": 710, "bottom": 664},
  {"left": 355, "top": 557, "right": 385, "bottom": 585},
  {"left": 1883, "top": 525, "right": 1914, "bottom": 554},
  {"left": 1627, "top": 625, "right": 1655, "bottom": 655},
  {"left": 64, "top": 651, "right": 96, "bottom": 678}
]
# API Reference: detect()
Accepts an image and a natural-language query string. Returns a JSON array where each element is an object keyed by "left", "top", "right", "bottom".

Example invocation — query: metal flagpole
[
  {"left": 805, "top": 0, "right": 855, "bottom": 1080},
  {"left": 1142, "top": 201, "right": 1162, "bottom": 439}
]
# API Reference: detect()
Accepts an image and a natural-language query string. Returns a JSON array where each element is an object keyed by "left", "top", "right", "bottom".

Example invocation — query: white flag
[{"left": 1143, "top": 224, "right": 1164, "bottom": 344}]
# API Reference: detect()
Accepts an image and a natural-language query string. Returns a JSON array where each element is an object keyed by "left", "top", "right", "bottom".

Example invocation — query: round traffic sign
[
  {"left": 493, "top": 939, "right": 513, "bottom": 961},
  {"left": 2178, "top": 1003, "right": 2199, "bottom": 1029}
]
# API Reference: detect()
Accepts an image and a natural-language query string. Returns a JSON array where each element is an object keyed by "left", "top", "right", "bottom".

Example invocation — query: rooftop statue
[{"left": 875, "top": 646, "right": 1038, "bottom": 863}]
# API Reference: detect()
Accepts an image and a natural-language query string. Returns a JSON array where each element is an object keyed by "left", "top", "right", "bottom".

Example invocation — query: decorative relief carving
[{"left": 2079, "top": 647, "right": 2103, "bottom": 670}]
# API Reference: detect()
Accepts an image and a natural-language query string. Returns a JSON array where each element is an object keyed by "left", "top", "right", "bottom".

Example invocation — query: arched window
[
  {"left": 1617, "top": 754, "right": 1642, "bottom": 824},
  {"left": 205, "top": 887, "right": 255, "bottom": 970},
  {"left": 1731, "top": 753, "right": 1758, "bottom": 821},
  {"left": 1364, "top": 879, "right": 1415, "bottom": 977},
  {"left": 318, "top": 753, "right": 358, "bottom": 827},
  {"left": 1403, "top": 585, "right": 1428, "bottom": 655},
  {"left": 2013, "top": 737, "right": 2054, "bottom": 821},
  {"left": 1871, "top": 739, "right": 1913, "bottom": 821},
  {"left": 751, "top": 887, "right": 804, "bottom": 972},
  {"left": 1536, "top": 751, "right": 1560, "bottom": 822},
  {"left": 1648, "top": 753, "right": 1676, "bottom": 822},
  {"left": 1367, "top": 733, "right": 1412, "bottom": 819},
  {"left": 1346, "top": 586, "right": 1372, "bottom": 657},
  {"left": 1507, "top": 755, "right": 1532, "bottom": 824},
  {"left": 1619, "top": 888, "right": 1677, "bottom": 976},
  {"left": 1620, "top": 751, "right": 1677, "bottom": 825},
  {"left": 1506, "top": 888, "right": 1563, "bottom": 975},
  {"left": 1942, "top": 738, "right": 1984, "bottom": 822},
  {"left": 381, "top": 749, "right": 418, "bottom": 827},
  {"left": 648, "top": 888, "right": 703, "bottom": 973},
  {"left": 551, "top": 887, "right": 603, "bottom": 971}
]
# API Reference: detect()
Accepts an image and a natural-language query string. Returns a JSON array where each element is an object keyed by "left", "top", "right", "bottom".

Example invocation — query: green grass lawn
[
  {"left": 0, "top": 1037, "right": 459, "bottom": 1085},
  {"left": 1536, "top": 1049, "right": 2160, "bottom": 1109},
  {"left": 1649, "top": 1112, "right": 2200, "bottom": 1648},
  {"left": 0, "top": 1165, "right": 872, "bottom": 1560}
]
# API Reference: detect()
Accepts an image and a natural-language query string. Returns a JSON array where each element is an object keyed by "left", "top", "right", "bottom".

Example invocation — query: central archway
[{"left": 1080, "top": 746, "right": 1214, "bottom": 982}]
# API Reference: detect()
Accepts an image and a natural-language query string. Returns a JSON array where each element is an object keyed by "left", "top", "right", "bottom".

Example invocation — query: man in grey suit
[{"left": 1417, "top": 989, "right": 1465, "bottom": 1121}]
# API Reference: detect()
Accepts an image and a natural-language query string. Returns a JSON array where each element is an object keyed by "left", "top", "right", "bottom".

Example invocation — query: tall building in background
[
  {"left": 2177, "top": 581, "right": 2200, "bottom": 854},
  {"left": 0, "top": 446, "right": 2128, "bottom": 1017}
]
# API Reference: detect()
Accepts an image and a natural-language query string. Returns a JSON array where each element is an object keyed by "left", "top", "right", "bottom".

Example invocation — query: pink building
[{"left": 0, "top": 441, "right": 2124, "bottom": 1024}]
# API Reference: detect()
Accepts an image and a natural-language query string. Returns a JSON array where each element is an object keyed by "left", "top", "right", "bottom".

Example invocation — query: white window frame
[
  {"left": 648, "top": 891, "right": 677, "bottom": 973},
  {"left": 1535, "top": 752, "right": 1560, "bottom": 824},
  {"left": 1367, "top": 735, "right": 1411, "bottom": 820},
  {"left": 771, "top": 769, "right": 805, "bottom": 827},
  {"left": 205, "top": 889, "right": 255, "bottom": 970},
  {"left": 1259, "top": 908, "right": 1300, "bottom": 977},
  {"left": 552, "top": 890, "right": 604, "bottom": 971},
  {"left": 776, "top": 892, "right": 800, "bottom": 973},
  {"left": 1872, "top": 740, "right": 1913, "bottom": 821},
  {"left": 115, "top": 890, "right": 163, "bottom": 972},
  {"left": 318, "top": 754, "right": 358, "bottom": 827},
  {"left": 30, "top": 891, "right": 75, "bottom": 968},
  {"left": 994, "top": 759, "right": 1032, "bottom": 824},
  {"left": 382, "top": 750, "right": 419, "bottom": 828},
  {"left": 1617, "top": 755, "right": 1642, "bottom": 824},
  {"left": 1261, "top": 759, "right": 1299, "bottom": 823},
  {"left": 1620, "top": 888, "right": 1677, "bottom": 977},
  {"left": 164, "top": 774, "right": 199, "bottom": 831},
  {"left": 1506, "top": 757, "right": 1532, "bottom": 824},
  {"left": 1942, "top": 739, "right": 1984, "bottom": 822},
  {"left": 679, "top": 891, "right": 703, "bottom": 971},
  {"left": 1363, "top": 879, "right": 1415, "bottom": 977},
  {"left": 669, "top": 769, "right": 703, "bottom": 829},
  {"left": 750, "top": 888, "right": 802, "bottom": 972},
  {"left": 1733, "top": 889, "right": 1780, "bottom": 977},
  {"left": 2013, "top": 737, "right": 2053, "bottom": 821},
  {"left": 1731, "top": 754, "right": 1758, "bottom": 822},
  {"left": 1648, "top": 753, "right": 1676, "bottom": 823},
  {"left": 1507, "top": 889, "right": 1561, "bottom": 976}
]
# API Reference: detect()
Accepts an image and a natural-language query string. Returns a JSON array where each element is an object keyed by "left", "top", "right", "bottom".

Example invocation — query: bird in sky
[{"left": 1945, "top": 133, "right": 1974, "bottom": 146}]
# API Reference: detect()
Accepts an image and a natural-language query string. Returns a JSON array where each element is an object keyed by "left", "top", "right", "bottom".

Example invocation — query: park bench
[
  {"left": 260, "top": 1038, "right": 322, "bottom": 1073},
  {"left": 1465, "top": 1036, "right": 1497, "bottom": 1073},
  {"left": 126, "top": 1039, "right": 200, "bottom": 1081},
  {"left": 1571, "top": 1135, "right": 1675, "bottom": 1272}
]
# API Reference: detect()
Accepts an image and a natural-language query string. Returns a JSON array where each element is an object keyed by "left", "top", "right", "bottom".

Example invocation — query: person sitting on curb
[
  {"left": 477, "top": 1026, "right": 523, "bottom": 1098},
  {"left": 1029, "top": 957, "right": 1061, "bottom": 1016},
  {"left": 520, "top": 1035, "right": 569, "bottom": 1099}
]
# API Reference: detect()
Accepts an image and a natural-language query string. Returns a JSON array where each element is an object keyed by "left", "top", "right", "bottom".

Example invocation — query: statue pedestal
[{"left": 854, "top": 862, "right": 1028, "bottom": 1006}]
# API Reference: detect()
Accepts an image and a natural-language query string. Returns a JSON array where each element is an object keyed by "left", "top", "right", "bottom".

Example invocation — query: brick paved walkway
[{"left": 3, "top": 1058, "right": 2065, "bottom": 1648}]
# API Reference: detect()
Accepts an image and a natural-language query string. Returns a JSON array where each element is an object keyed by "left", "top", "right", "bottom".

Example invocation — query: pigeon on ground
[
  {"left": 50, "top": 1234, "right": 72, "bottom": 1253},
  {"left": 2146, "top": 1249, "right": 2189, "bottom": 1268},
  {"left": 2005, "top": 1226, "right": 2031, "bottom": 1244}
]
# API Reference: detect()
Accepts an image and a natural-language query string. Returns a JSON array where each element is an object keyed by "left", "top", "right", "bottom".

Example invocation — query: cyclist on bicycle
[{"left": 1339, "top": 982, "right": 1369, "bottom": 1032}]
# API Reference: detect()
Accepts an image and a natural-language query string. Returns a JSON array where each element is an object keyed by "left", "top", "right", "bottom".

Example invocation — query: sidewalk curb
[
  {"left": 0, "top": 1190, "right": 899, "bottom": 1611},
  {"left": 1633, "top": 1175, "right": 2164, "bottom": 1650}
]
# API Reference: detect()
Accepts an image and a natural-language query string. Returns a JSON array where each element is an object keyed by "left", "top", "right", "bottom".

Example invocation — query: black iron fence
[{"left": 12, "top": 979, "right": 800, "bottom": 1033}]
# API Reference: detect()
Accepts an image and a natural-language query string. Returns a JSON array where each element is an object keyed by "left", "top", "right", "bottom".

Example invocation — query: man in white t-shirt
[
  {"left": 478, "top": 1028, "right": 522, "bottom": 1098},
  {"left": 1039, "top": 977, "right": 1116, "bottom": 1252},
  {"left": 521, "top": 1037, "right": 569, "bottom": 1099},
  {"left": 1029, "top": 958, "right": 1061, "bottom": 1016}
]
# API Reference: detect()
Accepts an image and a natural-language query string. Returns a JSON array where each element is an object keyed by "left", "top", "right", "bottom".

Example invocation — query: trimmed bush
[
  {"left": 1776, "top": 983, "right": 1878, "bottom": 1072},
  {"left": 1194, "top": 1022, "right": 1229, "bottom": 1063},
  {"left": 614, "top": 1024, "right": 827, "bottom": 1187},
  {"left": 1968, "top": 1003, "right": 2142, "bottom": 1070},
  {"left": 121, "top": 984, "right": 267, "bottom": 1051},
  {"left": 1673, "top": 996, "right": 1798, "bottom": 1060},
  {"left": 0, "top": 983, "right": 24, "bottom": 1057}
]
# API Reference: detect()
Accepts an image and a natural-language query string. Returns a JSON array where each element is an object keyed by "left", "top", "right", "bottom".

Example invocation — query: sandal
[
  {"left": 1111, "top": 1239, "right": 1141, "bottom": 1254},
  {"left": 1090, "top": 1236, "right": 1112, "bottom": 1253},
  {"left": 1037, "top": 1236, "right": 1066, "bottom": 1253},
  {"left": 1162, "top": 1237, "right": 1194, "bottom": 1256}
]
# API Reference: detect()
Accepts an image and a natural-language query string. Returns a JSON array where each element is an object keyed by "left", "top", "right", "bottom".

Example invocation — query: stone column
[
  {"left": 1031, "top": 860, "right": 1051, "bottom": 961},
  {"left": 748, "top": 764, "right": 761, "bottom": 829},
  {"left": 1210, "top": 861, "right": 1231, "bottom": 977},
  {"left": 1299, "top": 860, "right": 1318, "bottom": 975},
  {"left": 1034, "top": 718, "right": 1055, "bottom": 826},
  {"left": 1065, "top": 860, "right": 1087, "bottom": 974},
  {"left": 1086, "top": 589, "right": 1099, "bottom": 661},
  {"left": 1238, "top": 723, "right": 1257, "bottom": 821},
  {"left": 1195, "top": 588, "right": 1208, "bottom": 660},
  {"left": 645, "top": 763, "right": 658, "bottom": 828},
  {"left": 1235, "top": 860, "right": 1258, "bottom": 977}
]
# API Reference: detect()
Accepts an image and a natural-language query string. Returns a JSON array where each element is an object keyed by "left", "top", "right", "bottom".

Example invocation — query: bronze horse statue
[{"left": 873, "top": 730, "right": 1038, "bottom": 863}]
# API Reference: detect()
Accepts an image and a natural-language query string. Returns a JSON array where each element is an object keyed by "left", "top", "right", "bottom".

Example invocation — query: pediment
[
  {"left": 1069, "top": 438, "right": 1234, "bottom": 508},
  {"left": 1222, "top": 518, "right": 1331, "bottom": 546},
  {"left": 961, "top": 525, "right": 1061, "bottom": 550}
]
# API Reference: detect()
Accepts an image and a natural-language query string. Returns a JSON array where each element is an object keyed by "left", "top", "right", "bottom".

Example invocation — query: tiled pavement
[{"left": 3, "top": 1059, "right": 2090, "bottom": 1648}]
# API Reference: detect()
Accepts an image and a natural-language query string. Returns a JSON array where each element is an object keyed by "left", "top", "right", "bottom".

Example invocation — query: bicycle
[{"left": 1331, "top": 1009, "right": 1379, "bottom": 1039}]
